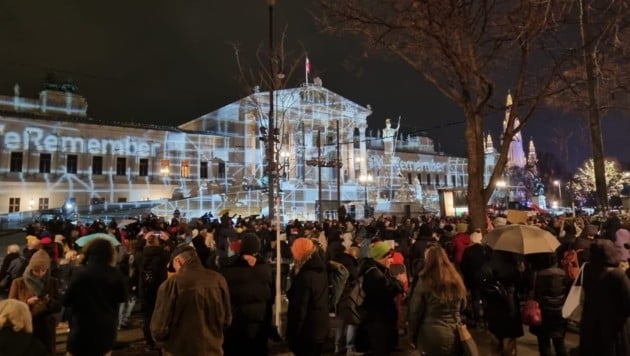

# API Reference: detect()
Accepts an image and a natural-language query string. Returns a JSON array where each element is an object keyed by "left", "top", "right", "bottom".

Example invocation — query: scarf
[{"left": 22, "top": 266, "right": 48, "bottom": 297}]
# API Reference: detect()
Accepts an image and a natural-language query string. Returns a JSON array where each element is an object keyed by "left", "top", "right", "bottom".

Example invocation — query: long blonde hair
[
  {"left": 419, "top": 246, "right": 467, "bottom": 303},
  {"left": 0, "top": 299, "right": 33, "bottom": 333}
]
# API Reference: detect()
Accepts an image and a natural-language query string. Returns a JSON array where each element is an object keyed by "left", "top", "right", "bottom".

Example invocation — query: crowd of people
[{"left": 0, "top": 209, "right": 629, "bottom": 356}]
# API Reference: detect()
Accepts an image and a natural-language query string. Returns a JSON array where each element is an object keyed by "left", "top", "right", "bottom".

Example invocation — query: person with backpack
[
  {"left": 334, "top": 246, "right": 361, "bottom": 355},
  {"left": 355, "top": 240, "right": 405, "bottom": 355},
  {"left": 139, "top": 232, "right": 169, "bottom": 351},
  {"left": 561, "top": 224, "right": 597, "bottom": 280}
]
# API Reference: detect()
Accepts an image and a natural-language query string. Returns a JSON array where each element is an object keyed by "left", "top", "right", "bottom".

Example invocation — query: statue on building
[
  {"left": 382, "top": 117, "right": 400, "bottom": 142},
  {"left": 13, "top": 83, "right": 20, "bottom": 97},
  {"left": 503, "top": 92, "right": 526, "bottom": 168}
]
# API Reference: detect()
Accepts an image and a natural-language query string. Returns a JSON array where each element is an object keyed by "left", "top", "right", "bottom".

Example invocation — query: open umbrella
[
  {"left": 75, "top": 233, "right": 120, "bottom": 247},
  {"left": 483, "top": 224, "right": 560, "bottom": 255},
  {"left": 118, "top": 218, "right": 139, "bottom": 228}
]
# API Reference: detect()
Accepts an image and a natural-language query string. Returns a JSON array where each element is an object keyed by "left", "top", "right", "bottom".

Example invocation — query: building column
[{"left": 359, "top": 126, "right": 367, "bottom": 177}]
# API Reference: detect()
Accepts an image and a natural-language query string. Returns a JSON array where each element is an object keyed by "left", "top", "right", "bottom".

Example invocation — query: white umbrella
[
  {"left": 75, "top": 233, "right": 121, "bottom": 247},
  {"left": 483, "top": 224, "right": 560, "bottom": 255}
]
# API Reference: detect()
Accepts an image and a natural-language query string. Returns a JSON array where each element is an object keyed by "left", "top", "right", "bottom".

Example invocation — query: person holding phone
[{"left": 9, "top": 249, "right": 61, "bottom": 355}]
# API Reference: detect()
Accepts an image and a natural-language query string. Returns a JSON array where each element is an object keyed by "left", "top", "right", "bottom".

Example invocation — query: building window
[
  {"left": 117, "top": 197, "right": 127, "bottom": 203},
  {"left": 426, "top": 173, "right": 432, "bottom": 186},
  {"left": 39, "top": 153, "right": 51, "bottom": 173},
  {"left": 10, "top": 152, "right": 23, "bottom": 172},
  {"left": 116, "top": 157, "right": 126, "bottom": 176},
  {"left": 459, "top": 176, "right": 465, "bottom": 186},
  {"left": 444, "top": 175, "right": 448, "bottom": 186},
  {"left": 67, "top": 155, "right": 78, "bottom": 174},
  {"left": 452, "top": 175, "right": 457, "bottom": 187},
  {"left": 38, "top": 198, "right": 49, "bottom": 210},
  {"left": 417, "top": 174, "right": 423, "bottom": 185},
  {"left": 407, "top": 173, "right": 412, "bottom": 184},
  {"left": 218, "top": 162, "right": 226, "bottom": 179},
  {"left": 200, "top": 161, "right": 208, "bottom": 179},
  {"left": 8, "top": 197, "right": 20, "bottom": 213},
  {"left": 139, "top": 159, "right": 149, "bottom": 177},
  {"left": 181, "top": 160, "right": 190, "bottom": 178},
  {"left": 92, "top": 156, "right": 103, "bottom": 175},
  {"left": 435, "top": 174, "right": 440, "bottom": 187},
  {"left": 160, "top": 160, "right": 170, "bottom": 176}
]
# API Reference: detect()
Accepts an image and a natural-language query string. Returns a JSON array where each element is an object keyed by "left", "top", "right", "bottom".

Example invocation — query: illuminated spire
[
  {"left": 485, "top": 133, "right": 495, "bottom": 153},
  {"left": 528, "top": 138, "right": 538, "bottom": 165},
  {"left": 506, "top": 90, "right": 513, "bottom": 107}
]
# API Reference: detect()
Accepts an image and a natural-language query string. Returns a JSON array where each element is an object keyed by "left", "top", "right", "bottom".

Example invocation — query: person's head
[
  {"left": 420, "top": 246, "right": 467, "bottom": 302},
  {"left": 369, "top": 241, "right": 394, "bottom": 269},
  {"left": 25, "top": 235, "right": 40, "bottom": 250},
  {"left": 291, "top": 238, "right": 315, "bottom": 263},
  {"left": 239, "top": 233, "right": 261, "bottom": 257},
  {"left": 0, "top": 299, "right": 33, "bottom": 333},
  {"left": 589, "top": 239, "right": 621, "bottom": 267},
  {"left": 26, "top": 249, "right": 50, "bottom": 279},
  {"left": 82, "top": 238, "right": 116, "bottom": 267},
  {"left": 6, "top": 244, "right": 20, "bottom": 255},
  {"left": 170, "top": 245, "right": 199, "bottom": 273},
  {"left": 584, "top": 224, "right": 598, "bottom": 238},
  {"left": 346, "top": 246, "right": 360, "bottom": 260}
]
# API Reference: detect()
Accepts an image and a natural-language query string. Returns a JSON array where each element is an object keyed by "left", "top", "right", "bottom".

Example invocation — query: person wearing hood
[
  {"left": 9, "top": 249, "right": 61, "bottom": 355},
  {"left": 286, "top": 237, "right": 329, "bottom": 356},
  {"left": 63, "top": 238, "right": 127, "bottom": 356},
  {"left": 220, "top": 233, "right": 274, "bottom": 356},
  {"left": 579, "top": 239, "right": 630, "bottom": 356}
]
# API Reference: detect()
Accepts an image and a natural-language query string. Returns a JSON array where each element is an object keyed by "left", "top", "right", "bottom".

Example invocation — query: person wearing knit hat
[
  {"left": 355, "top": 241, "right": 405, "bottom": 354},
  {"left": 8, "top": 249, "right": 61, "bottom": 355},
  {"left": 220, "top": 232, "right": 273, "bottom": 355},
  {"left": 285, "top": 237, "right": 329, "bottom": 355}
]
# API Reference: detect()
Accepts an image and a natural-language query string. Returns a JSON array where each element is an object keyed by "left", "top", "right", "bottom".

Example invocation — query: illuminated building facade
[{"left": 0, "top": 80, "right": 484, "bottom": 220}]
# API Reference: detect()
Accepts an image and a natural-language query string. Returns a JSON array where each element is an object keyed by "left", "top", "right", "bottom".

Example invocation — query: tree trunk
[
  {"left": 465, "top": 110, "right": 486, "bottom": 231},
  {"left": 580, "top": 0, "right": 608, "bottom": 210}
]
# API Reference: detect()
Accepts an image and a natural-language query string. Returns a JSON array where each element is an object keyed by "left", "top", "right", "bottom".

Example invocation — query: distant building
[{"left": 0, "top": 79, "right": 485, "bottom": 220}]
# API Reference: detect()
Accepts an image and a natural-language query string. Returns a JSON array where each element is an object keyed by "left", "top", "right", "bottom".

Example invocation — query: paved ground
[{"left": 53, "top": 311, "right": 579, "bottom": 356}]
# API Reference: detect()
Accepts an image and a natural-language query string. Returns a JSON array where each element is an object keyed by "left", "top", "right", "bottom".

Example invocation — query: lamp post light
[
  {"left": 359, "top": 174, "right": 373, "bottom": 217},
  {"left": 554, "top": 180, "right": 562, "bottom": 205}
]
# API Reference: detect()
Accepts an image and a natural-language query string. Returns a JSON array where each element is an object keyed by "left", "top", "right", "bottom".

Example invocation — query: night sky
[{"left": 0, "top": 1, "right": 628, "bottom": 174}]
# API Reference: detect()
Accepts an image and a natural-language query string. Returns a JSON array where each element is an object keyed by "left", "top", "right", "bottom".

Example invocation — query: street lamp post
[
  {"left": 554, "top": 180, "right": 562, "bottom": 205},
  {"left": 359, "top": 174, "right": 373, "bottom": 218}
]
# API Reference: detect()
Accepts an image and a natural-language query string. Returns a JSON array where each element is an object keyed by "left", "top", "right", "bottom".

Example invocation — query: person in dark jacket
[
  {"left": 286, "top": 238, "right": 329, "bottom": 356},
  {"left": 409, "top": 224, "right": 438, "bottom": 277},
  {"left": 529, "top": 253, "right": 569, "bottom": 356},
  {"left": 482, "top": 250, "right": 524, "bottom": 356},
  {"left": 460, "top": 230, "right": 492, "bottom": 326},
  {"left": 0, "top": 244, "right": 21, "bottom": 296},
  {"left": 139, "top": 233, "right": 169, "bottom": 350},
  {"left": 579, "top": 239, "right": 630, "bottom": 356},
  {"left": 0, "top": 299, "right": 47, "bottom": 356},
  {"left": 355, "top": 241, "right": 405, "bottom": 355},
  {"left": 221, "top": 234, "right": 274, "bottom": 356},
  {"left": 9, "top": 249, "right": 61, "bottom": 355},
  {"left": 334, "top": 246, "right": 360, "bottom": 354},
  {"left": 63, "top": 238, "right": 127, "bottom": 356}
]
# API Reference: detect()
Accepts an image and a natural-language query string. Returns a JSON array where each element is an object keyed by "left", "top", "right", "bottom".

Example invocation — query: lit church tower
[
  {"left": 485, "top": 133, "right": 495, "bottom": 154},
  {"left": 503, "top": 91, "right": 527, "bottom": 168}
]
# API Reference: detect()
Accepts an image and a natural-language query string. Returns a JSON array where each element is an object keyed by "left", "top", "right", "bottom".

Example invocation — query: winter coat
[
  {"left": 139, "top": 245, "right": 168, "bottom": 303},
  {"left": 580, "top": 264, "right": 630, "bottom": 356},
  {"left": 410, "top": 235, "right": 438, "bottom": 277},
  {"left": 151, "top": 258, "right": 232, "bottom": 356},
  {"left": 460, "top": 243, "right": 492, "bottom": 291},
  {"left": 407, "top": 278, "right": 464, "bottom": 356},
  {"left": 286, "top": 251, "right": 329, "bottom": 353},
  {"left": 450, "top": 232, "right": 471, "bottom": 265},
  {"left": 220, "top": 255, "right": 274, "bottom": 356},
  {"left": 0, "top": 252, "right": 20, "bottom": 293},
  {"left": 356, "top": 258, "right": 404, "bottom": 354},
  {"left": 482, "top": 251, "right": 524, "bottom": 339},
  {"left": 63, "top": 263, "right": 127, "bottom": 356},
  {"left": 9, "top": 275, "right": 61, "bottom": 355},
  {"left": 528, "top": 267, "right": 569, "bottom": 338},
  {"left": 0, "top": 328, "right": 47, "bottom": 356}
]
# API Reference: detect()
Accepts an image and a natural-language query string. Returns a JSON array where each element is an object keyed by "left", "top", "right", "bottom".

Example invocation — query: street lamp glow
[
  {"left": 554, "top": 180, "right": 562, "bottom": 203},
  {"left": 496, "top": 180, "right": 506, "bottom": 188}
]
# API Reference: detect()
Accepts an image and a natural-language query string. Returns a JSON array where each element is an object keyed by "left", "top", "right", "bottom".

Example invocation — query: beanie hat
[
  {"left": 240, "top": 234, "right": 261, "bottom": 256},
  {"left": 470, "top": 231, "right": 483, "bottom": 244},
  {"left": 25, "top": 235, "right": 38, "bottom": 243},
  {"left": 40, "top": 237, "right": 53, "bottom": 245},
  {"left": 291, "top": 237, "right": 315, "bottom": 261},
  {"left": 28, "top": 250, "right": 50, "bottom": 270},
  {"left": 493, "top": 217, "right": 508, "bottom": 227},
  {"left": 369, "top": 241, "right": 393, "bottom": 260},
  {"left": 456, "top": 223, "right": 468, "bottom": 234}
]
